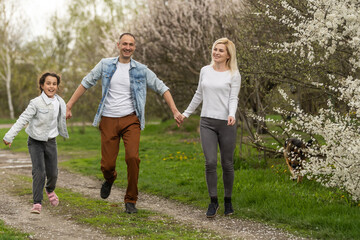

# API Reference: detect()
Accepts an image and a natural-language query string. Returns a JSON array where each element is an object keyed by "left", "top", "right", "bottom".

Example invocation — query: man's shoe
[
  {"left": 206, "top": 202, "right": 219, "bottom": 218},
  {"left": 100, "top": 181, "right": 112, "bottom": 199},
  {"left": 125, "top": 202, "right": 138, "bottom": 214},
  {"left": 224, "top": 202, "right": 234, "bottom": 216}
]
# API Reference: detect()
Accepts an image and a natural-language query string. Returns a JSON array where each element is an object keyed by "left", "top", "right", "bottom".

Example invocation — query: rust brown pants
[{"left": 99, "top": 114, "right": 140, "bottom": 203}]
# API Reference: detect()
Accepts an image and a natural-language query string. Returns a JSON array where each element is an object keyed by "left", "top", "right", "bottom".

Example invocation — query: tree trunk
[
  {"left": 5, "top": 48, "right": 14, "bottom": 119},
  {"left": 255, "top": 79, "right": 266, "bottom": 134}
]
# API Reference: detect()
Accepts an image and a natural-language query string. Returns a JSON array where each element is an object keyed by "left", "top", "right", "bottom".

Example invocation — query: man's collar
[{"left": 115, "top": 56, "right": 136, "bottom": 68}]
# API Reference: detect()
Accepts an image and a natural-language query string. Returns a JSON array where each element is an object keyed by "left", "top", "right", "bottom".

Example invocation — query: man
[{"left": 66, "top": 33, "right": 182, "bottom": 213}]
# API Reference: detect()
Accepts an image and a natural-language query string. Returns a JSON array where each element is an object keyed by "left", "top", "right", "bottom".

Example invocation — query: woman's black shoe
[
  {"left": 224, "top": 202, "right": 234, "bottom": 216},
  {"left": 206, "top": 202, "right": 219, "bottom": 218}
]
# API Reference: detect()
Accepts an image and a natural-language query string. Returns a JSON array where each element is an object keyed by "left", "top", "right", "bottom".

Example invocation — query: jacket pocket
[{"left": 38, "top": 109, "right": 49, "bottom": 114}]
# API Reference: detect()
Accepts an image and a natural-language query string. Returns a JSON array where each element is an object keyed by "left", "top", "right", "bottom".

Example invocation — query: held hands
[
  {"left": 175, "top": 114, "right": 186, "bottom": 127},
  {"left": 173, "top": 110, "right": 184, "bottom": 127},
  {"left": 3, "top": 139, "right": 11, "bottom": 148},
  {"left": 228, "top": 116, "right": 236, "bottom": 126}
]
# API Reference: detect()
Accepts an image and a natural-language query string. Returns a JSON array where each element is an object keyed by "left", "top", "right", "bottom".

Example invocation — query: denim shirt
[
  {"left": 81, "top": 57, "right": 169, "bottom": 130},
  {"left": 3, "top": 93, "right": 69, "bottom": 143}
]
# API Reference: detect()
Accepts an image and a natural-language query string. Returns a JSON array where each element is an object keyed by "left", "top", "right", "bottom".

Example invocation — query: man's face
[{"left": 117, "top": 35, "right": 136, "bottom": 61}]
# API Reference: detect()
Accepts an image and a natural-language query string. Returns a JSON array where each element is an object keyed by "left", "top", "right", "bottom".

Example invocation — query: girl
[
  {"left": 3, "top": 72, "right": 69, "bottom": 214},
  {"left": 182, "top": 38, "right": 241, "bottom": 218}
]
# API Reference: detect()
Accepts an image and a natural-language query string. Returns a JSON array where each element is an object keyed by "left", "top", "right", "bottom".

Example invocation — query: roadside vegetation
[
  {"left": 0, "top": 220, "right": 29, "bottom": 240},
  {"left": 1, "top": 118, "right": 359, "bottom": 239}
]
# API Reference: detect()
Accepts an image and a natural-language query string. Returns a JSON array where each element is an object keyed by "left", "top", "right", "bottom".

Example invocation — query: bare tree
[{"left": 0, "top": 0, "right": 24, "bottom": 119}]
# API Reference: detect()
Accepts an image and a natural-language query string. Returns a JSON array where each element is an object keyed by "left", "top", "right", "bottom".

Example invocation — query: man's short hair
[{"left": 119, "top": 33, "right": 136, "bottom": 41}]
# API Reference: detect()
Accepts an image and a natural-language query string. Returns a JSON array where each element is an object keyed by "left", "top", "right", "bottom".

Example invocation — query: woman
[{"left": 181, "top": 38, "right": 241, "bottom": 218}]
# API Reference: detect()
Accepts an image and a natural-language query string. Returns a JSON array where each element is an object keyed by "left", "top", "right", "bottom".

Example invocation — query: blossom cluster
[
  {"left": 277, "top": 90, "right": 360, "bottom": 200},
  {"left": 263, "top": 0, "right": 360, "bottom": 201},
  {"left": 267, "top": 0, "right": 360, "bottom": 70}
]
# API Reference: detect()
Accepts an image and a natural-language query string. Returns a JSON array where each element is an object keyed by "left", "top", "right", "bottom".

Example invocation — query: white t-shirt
[
  {"left": 102, "top": 62, "right": 135, "bottom": 117},
  {"left": 41, "top": 91, "right": 59, "bottom": 139},
  {"left": 183, "top": 65, "right": 241, "bottom": 120}
]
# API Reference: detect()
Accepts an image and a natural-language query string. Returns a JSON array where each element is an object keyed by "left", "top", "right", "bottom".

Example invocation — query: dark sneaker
[
  {"left": 100, "top": 181, "right": 112, "bottom": 199},
  {"left": 224, "top": 202, "right": 234, "bottom": 216},
  {"left": 206, "top": 202, "right": 219, "bottom": 218},
  {"left": 125, "top": 202, "right": 138, "bottom": 214}
]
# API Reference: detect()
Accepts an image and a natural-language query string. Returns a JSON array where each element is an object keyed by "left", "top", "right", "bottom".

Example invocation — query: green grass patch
[
  {"left": 0, "top": 220, "right": 29, "bottom": 240},
  {"left": 0, "top": 119, "right": 16, "bottom": 124}
]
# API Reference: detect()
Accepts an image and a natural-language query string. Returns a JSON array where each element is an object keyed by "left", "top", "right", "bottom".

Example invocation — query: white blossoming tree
[{"left": 263, "top": 0, "right": 360, "bottom": 201}]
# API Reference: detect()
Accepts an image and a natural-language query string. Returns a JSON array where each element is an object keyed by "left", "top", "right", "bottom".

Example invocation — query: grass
[
  {"left": 0, "top": 119, "right": 16, "bottom": 124},
  {"left": 1, "top": 117, "right": 360, "bottom": 239},
  {"left": 0, "top": 220, "right": 29, "bottom": 240},
  {"left": 8, "top": 175, "right": 219, "bottom": 240}
]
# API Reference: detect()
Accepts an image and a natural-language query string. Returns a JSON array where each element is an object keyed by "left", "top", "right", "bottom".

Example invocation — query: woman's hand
[{"left": 227, "top": 116, "right": 236, "bottom": 126}]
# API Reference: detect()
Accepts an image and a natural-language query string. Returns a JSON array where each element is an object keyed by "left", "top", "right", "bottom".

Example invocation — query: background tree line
[
  {"left": 0, "top": 0, "right": 346, "bottom": 136},
  {"left": 1, "top": 0, "right": 359, "bottom": 199}
]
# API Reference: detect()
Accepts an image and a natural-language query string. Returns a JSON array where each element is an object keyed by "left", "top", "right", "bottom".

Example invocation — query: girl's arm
[
  {"left": 3, "top": 101, "right": 37, "bottom": 144},
  {"left": 3, "top": 139, "right": 11, "bottom": 147}
]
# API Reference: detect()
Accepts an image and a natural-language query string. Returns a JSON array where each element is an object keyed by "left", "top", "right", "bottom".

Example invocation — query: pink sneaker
[
  {"left": 31, "top": 203, "right": 42, "bottom": 214},
  {"left": 46, "top": 191, "right": 59, "bottom": 207}
]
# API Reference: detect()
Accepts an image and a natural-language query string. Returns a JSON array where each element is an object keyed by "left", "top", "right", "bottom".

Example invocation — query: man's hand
[
  {"left": 3, "top": 139, "right": 11, "bottom": 148},
  {"left": 65, "top": 84, "right": 88, "bottom": 120},
  {"left": 162, "top": 91, "right": 184, "bottom": 127},
  {"left": 227, "top": 116, "right": 236, "bottom": 126}
]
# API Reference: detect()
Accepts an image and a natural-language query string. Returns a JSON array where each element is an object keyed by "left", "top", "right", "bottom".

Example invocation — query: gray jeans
[
  {"left": 28, "top": 137, "right": 58, "bottom": 204},
  {"left": 200, "top": 117, "right": 236, "bottom": 198}
]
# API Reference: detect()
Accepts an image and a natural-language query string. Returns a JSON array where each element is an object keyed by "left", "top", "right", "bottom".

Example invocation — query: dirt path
[
  {"left": 0, "top": 149, "right": 306, "bottom": 240},
  {"left": 0, "top": 150, "right": 119, "bottom": 240}
]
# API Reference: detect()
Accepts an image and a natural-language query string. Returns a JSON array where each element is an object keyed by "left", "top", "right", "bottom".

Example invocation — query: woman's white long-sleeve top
[{"left": 183, "top": 65, "right": 241, "bottom": 120}]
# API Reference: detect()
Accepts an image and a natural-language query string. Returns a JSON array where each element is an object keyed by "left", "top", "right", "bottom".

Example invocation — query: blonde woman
[{"left": 182, "top": 38, "right": 241, "bottom": 218}]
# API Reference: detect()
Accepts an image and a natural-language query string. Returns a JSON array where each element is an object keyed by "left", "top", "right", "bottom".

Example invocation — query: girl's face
[
  {"left": 41, "top": 76, "right": 58, "bottom": 98},
  {"left": 212, "top": 43, "right": 230, "bottom": 64}
]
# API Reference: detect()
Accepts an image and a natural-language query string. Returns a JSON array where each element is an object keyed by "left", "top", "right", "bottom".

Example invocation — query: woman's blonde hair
[{"left": 210, "top": 37, "right": 238, "bottom": 74}]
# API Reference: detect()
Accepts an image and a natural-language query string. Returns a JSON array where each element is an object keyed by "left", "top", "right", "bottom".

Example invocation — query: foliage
[
  {"left": 261, "top": 0, "right": 360, "bottom": 201},
  {"left": 0, "top": 0, "right": 27, "bottom": 119}
]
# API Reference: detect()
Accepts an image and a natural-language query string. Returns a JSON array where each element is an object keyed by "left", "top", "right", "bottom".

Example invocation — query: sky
[{"left": 17, "top": 0, "right": 69, "bottom": 38}]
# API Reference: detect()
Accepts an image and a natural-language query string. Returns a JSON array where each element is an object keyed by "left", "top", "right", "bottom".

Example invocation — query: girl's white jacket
[{"left": 3, "top": 93, "right": 69, "bottom": 143}]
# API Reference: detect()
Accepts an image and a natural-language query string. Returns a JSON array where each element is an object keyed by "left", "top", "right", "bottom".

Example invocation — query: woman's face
[{"left": 212, "top": 43, "right": 230, "bottom": 64}]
